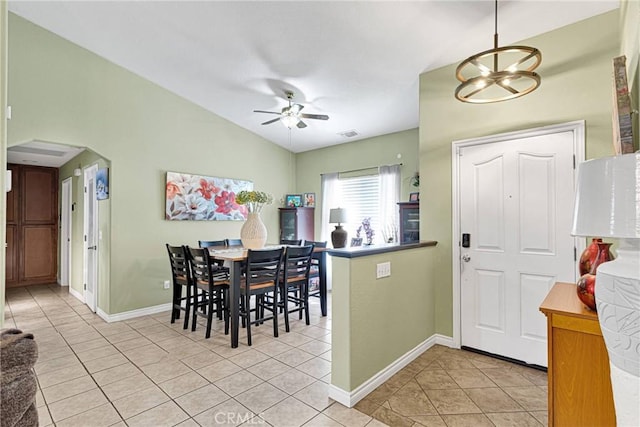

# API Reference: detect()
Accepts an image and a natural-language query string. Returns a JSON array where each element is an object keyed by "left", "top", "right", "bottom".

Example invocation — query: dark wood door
[{"left": 6, "top": 164, "right": 58, "bottom": 287}]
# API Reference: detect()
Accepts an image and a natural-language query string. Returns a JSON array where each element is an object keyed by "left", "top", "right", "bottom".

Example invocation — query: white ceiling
[
  {"left": 7, "top": 140, "right": 85, "bottom": 167},
  {"left": 8, "top": 0, "right": 619, "bottom": 154}
]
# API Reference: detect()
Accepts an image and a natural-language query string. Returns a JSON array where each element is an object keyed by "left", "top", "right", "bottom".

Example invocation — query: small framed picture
[
  {"left": 285, "top": 194, "right": 303, "bottom": 207},
  {"left": 303, "top": 192, "right": 316, "bottom": 207},
  {"left": 409, "top": 192, "right": 419, "bottom": 202},
  {"left": 96, "top": 168, "right": 109, "bottom": 200}
]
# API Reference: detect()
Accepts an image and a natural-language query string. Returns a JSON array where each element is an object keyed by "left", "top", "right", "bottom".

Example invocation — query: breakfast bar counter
[{"left": 327, "top": 241, "right": 438, "bottom": 407}]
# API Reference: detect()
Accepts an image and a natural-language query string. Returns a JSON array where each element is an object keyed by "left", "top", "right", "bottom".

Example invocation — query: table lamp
[
  {"left": 330, "top": 208, "right": 348, "bottom": 248},
  {"left": 571, "top": 152, "right": 640, "bottom": 426}
]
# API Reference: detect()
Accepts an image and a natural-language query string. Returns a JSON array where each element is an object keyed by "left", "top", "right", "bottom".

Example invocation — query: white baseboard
[
  {"left": 433, "top": 333, "right": 456, "bottom": 348},
  {"left": 97, "top": 303, "right": 173, "bottom": 323},
  {"left": 328, "top": 333, "right": 455, "bottom": 407},
  {"left": 68, "top": 287, "right": 85, "bottom": 303}
]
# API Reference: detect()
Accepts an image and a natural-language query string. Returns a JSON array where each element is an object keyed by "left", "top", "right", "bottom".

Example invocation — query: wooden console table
[{"left": 539, "top": 282, "right": 616, "bottom": 427}]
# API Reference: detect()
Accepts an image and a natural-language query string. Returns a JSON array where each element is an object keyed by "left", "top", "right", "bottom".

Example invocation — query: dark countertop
[{"left": 328, "top": 241, "right": 438, "bottom": 258}]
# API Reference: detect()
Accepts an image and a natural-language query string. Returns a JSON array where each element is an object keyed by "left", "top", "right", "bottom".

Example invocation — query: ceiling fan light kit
[
  {"left": 254, "top": 90, "right": 329, "bottom": 129},
  {"left": 455, "top": 0, "right": 542, "bottom": 104}
]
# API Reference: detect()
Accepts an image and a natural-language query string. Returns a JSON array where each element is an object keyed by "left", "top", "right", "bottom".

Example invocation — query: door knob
[{"left": 462, "top": 254, "right": 471, "bottom": 262}]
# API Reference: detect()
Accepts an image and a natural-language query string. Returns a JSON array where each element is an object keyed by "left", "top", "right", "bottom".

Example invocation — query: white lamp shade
[
  {"left": 329, "top": 208, "right": 347, "bottom": 224},
  {"left": 572, "top": 153, "right": 640, "bottom": 238}
]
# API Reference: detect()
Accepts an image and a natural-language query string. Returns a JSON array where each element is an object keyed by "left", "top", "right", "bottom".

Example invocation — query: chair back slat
[
  {"left": 303, "top": 240, "right": 327, "bottom": 248},
  {"left": 280, "top": 239, "right": 302, "bottom": 246},
  {"left": 225, "top": 238, "right": 242, "bottom": 247},
  {"left": 198, "top": 240, "right": 226, "bottom": 248}
]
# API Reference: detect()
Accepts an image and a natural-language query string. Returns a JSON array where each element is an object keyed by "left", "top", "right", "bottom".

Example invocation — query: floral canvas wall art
[{"left": 165, "top": 171, "right": 253, "bottom": 221}]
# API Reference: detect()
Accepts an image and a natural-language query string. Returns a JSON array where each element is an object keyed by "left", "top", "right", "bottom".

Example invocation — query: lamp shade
[
  {"left": 572, "top": 153, "right": 640, "bottom": 238},
  {"left": 329, "top": 208, "right": 347, "bottom": 224}
]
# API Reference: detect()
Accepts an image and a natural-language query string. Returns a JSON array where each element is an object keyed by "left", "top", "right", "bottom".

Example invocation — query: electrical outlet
[
  {"left": 163, "top": 280, "right": 171, "bottom": 289},
  {"left": 376, "top": 262, "right": 391, "bottom": 279}
]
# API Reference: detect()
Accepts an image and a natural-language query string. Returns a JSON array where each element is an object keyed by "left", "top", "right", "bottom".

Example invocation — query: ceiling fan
[{"left": 254, "top": 91, "right": 329, "bottom": 129}]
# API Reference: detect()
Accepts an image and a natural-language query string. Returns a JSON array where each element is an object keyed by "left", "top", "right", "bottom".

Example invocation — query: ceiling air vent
[{"left": 338, "top": 130, "right": 359, "bottom": 138}]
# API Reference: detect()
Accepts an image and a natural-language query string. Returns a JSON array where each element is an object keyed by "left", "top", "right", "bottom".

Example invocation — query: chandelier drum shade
[{"left": 455, "top": 0, "right": 542, "bottom": 104}]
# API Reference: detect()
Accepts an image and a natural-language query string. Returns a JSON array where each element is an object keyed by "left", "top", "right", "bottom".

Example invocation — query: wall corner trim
[
  {"left": 68, "top": 286, "right": 84, "bottom": 303},
  {"left": 328, "top": 334, "right": 455, "bottom": 407}
]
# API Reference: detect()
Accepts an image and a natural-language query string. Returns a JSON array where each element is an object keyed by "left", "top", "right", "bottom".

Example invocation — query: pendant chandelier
[{"left": 455, "top": 0, "right": 542, "bottom": 104}]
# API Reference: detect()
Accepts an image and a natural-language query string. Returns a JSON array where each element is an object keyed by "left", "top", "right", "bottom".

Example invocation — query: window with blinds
[{"left": 339, "top": 174, "right": 380, "bottom": 243}]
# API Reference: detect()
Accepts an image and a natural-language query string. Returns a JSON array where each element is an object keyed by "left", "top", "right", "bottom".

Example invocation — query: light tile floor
[{"left": 4, "top": 284, "right": 548, "bottom": 427}]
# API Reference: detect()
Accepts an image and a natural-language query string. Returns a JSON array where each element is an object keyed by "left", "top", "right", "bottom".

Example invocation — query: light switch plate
[{"left": 376, "top": 262, "right": 391, "bottom": 279}]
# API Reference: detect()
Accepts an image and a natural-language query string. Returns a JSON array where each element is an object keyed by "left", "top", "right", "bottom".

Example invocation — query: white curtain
[
  {"left": 379, "top": 165, "right": 401, "bottom": 243},
  {"left": 320, "top": 172, "right": 340, "bottom": 243}
]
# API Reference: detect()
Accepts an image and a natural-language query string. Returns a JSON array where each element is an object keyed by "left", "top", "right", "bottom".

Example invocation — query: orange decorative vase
[{"left": 576, "top": 242, "right": 613, "bottom": 311}]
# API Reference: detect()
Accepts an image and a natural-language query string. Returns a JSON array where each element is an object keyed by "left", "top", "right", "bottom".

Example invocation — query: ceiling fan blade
[
  {"left": 300, "top": 113, "right": 329, "bottom": 120},
  {"left": 254, "top": 110, "right": 280, "bottom": 115},
  {"left": 296, "top": 120, "right": 308, "bottom": 129},
  {"left": 261, "top": 118, "right": 281, "bottom": 125}
]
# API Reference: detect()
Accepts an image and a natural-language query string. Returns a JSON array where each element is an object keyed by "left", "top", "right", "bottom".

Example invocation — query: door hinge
[
  {"left": 84, "top": 235, "right": 87, "bottom": 242},
  {"left": 84, "top": 283, "right": 87, "bottom": 290},
  {"left": 573, "top": 155, "right": 576, "bottom": 169},
  {"left": 574, "top": 247, "right": 577, "bottom": 261},
  {"left": 84, "top": 186, "right": 87, "bottom": 193}
]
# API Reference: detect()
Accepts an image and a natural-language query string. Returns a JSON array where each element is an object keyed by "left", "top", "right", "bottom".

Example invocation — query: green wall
[
  {"left": 419, "top": 10, "right": 622, "bottom": 336},
  {"left": 331, "top": 246, "right": 435, "bottom": 391},
  {"left": 7, "top": 13, "right": 292, "bottom": 315},
  {"left": 295, "top": 128, "right": 419, "bottom": 238}
]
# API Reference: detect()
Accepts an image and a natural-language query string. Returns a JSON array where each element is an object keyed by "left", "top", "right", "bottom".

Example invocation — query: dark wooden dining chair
[
  {"left": 279, "top": 245, "right": 314, "bottom": 332},
  {"left": 166, "top": 244, "right": 193, "bottom": 329},
  {"left": 280, "top": 239, "right": 302, "bottom": 246},
  {"left": 304, "top": 240, "right": 327, "bottom": 301},
  {"left": 225, "top": 238, "right": 242, "bottom": 247},
  {"left": 198, "top": 240, "right": 229, "bottom": 274},
  {"left": 240, "top": 248, "right": 284, "bottom": 346},
  {"left": 198, "top": 240, "right": 226, "bottom": 248},
  {"left": 187, "top": 246, "right": 230, "bottom": 339}
]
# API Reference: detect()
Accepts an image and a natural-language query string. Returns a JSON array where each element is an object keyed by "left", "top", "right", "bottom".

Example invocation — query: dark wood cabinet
[
  {"left": 279, "top": 207, "right": 314, "bottom": 242},
  {"left": 398, "top": 202, "right": 419, "bottom": 244},
  {"left": 6, "top": 164, "right": 58, "bottom": 287}
]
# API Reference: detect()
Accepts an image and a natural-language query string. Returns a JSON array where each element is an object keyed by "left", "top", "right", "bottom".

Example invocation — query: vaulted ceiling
[{"left": 8, "top": 1, "right": 619, "bottom": 153}]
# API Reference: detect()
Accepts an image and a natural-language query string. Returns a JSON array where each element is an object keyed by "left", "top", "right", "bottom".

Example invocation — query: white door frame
[
  {"left": 83, "top": 164, "right": 99, "bottom": 312},
  {"left": 451, "top": 120, "right": 586, "bottom": 349},
  {"left": 60, "top": 177, "right": 72, "bottom": 287}
]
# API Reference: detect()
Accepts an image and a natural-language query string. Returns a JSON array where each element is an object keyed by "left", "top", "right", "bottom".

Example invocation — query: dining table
[{"left": 208, "top": 244, "right": 328, "bottom": 348}]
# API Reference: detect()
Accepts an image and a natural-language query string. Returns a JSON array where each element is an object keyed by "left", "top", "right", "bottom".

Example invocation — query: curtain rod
[{"left": 320, "top": 163, "right": 403, "bottom": 176}]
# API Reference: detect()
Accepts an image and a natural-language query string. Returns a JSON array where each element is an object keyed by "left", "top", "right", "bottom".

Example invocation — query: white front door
[
  {"left": 457, "top": 125, "right": 580, "bottom": 367},
  {"left": 83, "top": 165, "right": 98, "bottom": 312},
  {"left": 61, "top": 177, "right": 72, "bottom": 286}
]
